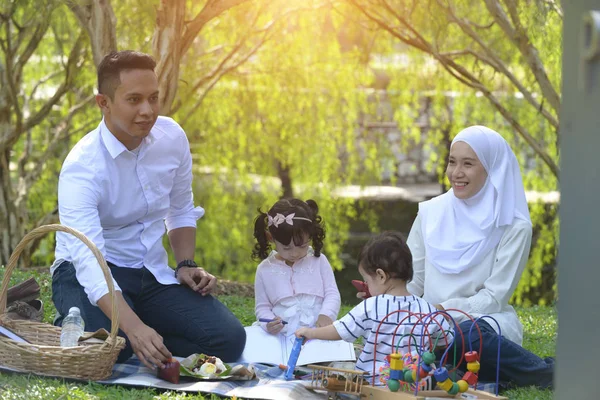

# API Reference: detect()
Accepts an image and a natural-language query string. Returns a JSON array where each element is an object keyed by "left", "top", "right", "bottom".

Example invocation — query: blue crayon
[
  {"left": 284, "top": 337, "right": 305, "bottom": 380},
  {"left": 259, "top": 318, "right": 288, "bottom": 325}
]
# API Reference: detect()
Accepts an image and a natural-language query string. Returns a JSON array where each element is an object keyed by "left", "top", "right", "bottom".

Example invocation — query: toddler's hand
[
  {"left": 315, "top": 315, "right": 333, "bottom": 327},
  {"left": 356, "top": 291, "right": 368, "bottom": 299},
  {"left": 295, "top": 327, "right": 312, "bottom": 339},
  {"left": 266, "top": 317, "right": 284, "bottom": 334}
]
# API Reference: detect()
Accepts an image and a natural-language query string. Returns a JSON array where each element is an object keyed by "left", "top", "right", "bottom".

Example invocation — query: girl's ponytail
[
  {"left": 305, "top": 199, "right": 325, "bottom": 257},
  {"left": 252, "top": 210, "right": 271, "bottom": 260}
]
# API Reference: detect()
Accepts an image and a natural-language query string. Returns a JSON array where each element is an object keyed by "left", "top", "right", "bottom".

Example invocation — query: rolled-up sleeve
[
  {"left": 165, "top": 131, "right": 204, "bottom": 231},
  {"left": 58, "top": 161, "right": 121, "bottom": 305}
]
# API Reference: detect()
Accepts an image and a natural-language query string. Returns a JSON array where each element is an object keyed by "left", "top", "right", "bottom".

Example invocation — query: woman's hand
[
  {"left": 266, "top": 317, "right": 285, "bottom": 334},
  {"left": 315, "top": 315, "right": 333, "bottom": 327}
]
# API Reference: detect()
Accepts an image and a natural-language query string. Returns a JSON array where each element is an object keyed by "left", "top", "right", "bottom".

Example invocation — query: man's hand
[
  {"left": 266, "top": 317, "right": 285, "bottom": 334},
  {"left": 177, "top": 267, "right": 217, "bottom": 295},
  {"left": 97, "top": 291, "right": 171, "bottom": 371},
  {"left": 315, "top": 314, "right": 333, "bottom": 327},
  {"left": 128, "top": 321, "right": 172, "bottom": 370}
]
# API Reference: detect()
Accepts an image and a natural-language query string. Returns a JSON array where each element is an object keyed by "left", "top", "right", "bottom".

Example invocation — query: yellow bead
[
  {"left": 467, "top": 360, "right": 480, "bottom": 373},
  {"left": 437, "top": 378, "right": 453, "bottom": 391},
  {"left": 457, "top": 380, "right": 469, "bottom": 392},
  {"left": 390, "top": 353, "right": 404, "bottom": 370}
]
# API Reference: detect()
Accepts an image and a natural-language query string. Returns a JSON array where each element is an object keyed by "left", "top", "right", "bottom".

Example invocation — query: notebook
[{"left": 237, "top": 325, "right": 356, "bottom": 366}]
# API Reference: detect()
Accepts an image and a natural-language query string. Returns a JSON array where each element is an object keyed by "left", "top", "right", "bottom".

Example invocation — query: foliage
[
  {"left": 176, "top": 6, "right": 383, "bottom": 279},
  {"left": 0, "top": 0, "right": 561, "bottom": 302}
]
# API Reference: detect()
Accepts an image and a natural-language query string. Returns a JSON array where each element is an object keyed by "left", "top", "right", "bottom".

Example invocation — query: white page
[
  {"left": 237, "top": 326, "right": 284, "bottom": 364},
  {"left": 238, "top": 326, "right": 356, "bottom": 366},
  {"left": 280, "top": 333, "right": 356, "bottom": 366}
]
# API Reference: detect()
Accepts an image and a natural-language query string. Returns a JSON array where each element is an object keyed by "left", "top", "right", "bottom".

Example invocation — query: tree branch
[
  {"left": 180, "top": 36, "right": 268, "bottom": 125},
  {"left": 25, "top": 208, "right": 59, "bottom": 257},
  {"left": 20, "top": 96, "right": 95, "bottom": 196},
  {"left": 437, "top": 0, "right": 558, "bottom": 129},
  {"left": 12, "top": 3, "right": 54, "bottom": 85},
  {"left": 484, "top": 0, "right": 560, "bottom": 114},
  {"left": 21, "top": 31, "right": 86, "bottom": 134},
  {"left": 436, "top": 54, "right": 559, "bottom": 177},
  {"left": 180, "top": 0, "right": 253, "bottom": 56},
  {"left": 347, "top": 0, "right": 559, "bottom": 177}
]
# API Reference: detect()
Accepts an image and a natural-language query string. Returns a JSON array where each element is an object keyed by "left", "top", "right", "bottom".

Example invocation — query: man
[{"left": 51, "top": 50, "right": 246, "bottom": 370}]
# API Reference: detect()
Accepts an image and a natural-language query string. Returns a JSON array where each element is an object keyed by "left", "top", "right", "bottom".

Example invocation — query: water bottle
[{"left": 60, "top": 307, "right": 85, "bottom": 347}]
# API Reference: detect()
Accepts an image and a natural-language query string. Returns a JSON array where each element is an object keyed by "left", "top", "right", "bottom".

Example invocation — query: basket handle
[{"left": 0, "top": 224, "right": 119, "bottom": 346}]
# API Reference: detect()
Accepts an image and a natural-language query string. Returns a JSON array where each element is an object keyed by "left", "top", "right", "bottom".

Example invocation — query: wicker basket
[{"left": 0, "top": 224, "right": 126, "bottom": 380}]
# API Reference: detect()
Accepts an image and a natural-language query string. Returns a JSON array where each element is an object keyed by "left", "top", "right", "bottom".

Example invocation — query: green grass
[{"left": 0, "top": 269, "right": 555, "bottom": 399}]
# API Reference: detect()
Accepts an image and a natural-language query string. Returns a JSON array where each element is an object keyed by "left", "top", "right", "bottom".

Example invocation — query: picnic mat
[
  {"left": 1, "top": 356, "right": 500, "bottom": 399},
  {"left": 0, "top": 356, "right": 328, "bottom": 400}
]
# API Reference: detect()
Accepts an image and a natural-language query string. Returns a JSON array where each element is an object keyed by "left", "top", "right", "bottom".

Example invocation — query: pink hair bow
[{"left": 267, "top": 213, "right": 296, "bottom": 228}]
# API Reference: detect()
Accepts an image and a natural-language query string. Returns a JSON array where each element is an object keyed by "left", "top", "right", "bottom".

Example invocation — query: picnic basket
[{"left": 0, "top": 224, "right": 126, "bottom": 380}]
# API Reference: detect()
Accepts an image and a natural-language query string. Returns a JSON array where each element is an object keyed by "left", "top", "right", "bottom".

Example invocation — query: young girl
[
  {"left": 252, "top": 198, "right": 341, "bottom": 335},
  {"left": 296, "top": 232, "right": 450, "bottom": 383}
]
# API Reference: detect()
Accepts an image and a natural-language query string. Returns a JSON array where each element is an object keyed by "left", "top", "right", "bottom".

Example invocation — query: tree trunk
[
  {"left": 277, "top": 162, "right": 294, "bottom": 199},
  {"left": 0, "top": 149, "right": 28, "bottom": 267},
  {"left": 152, "top": 0, "right": 186, "bottom": 115},
  {"left": 68, "top": 0, "right": 118, "bottom": 67}
]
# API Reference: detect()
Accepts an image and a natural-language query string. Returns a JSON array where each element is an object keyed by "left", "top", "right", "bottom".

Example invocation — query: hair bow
[{"left": 267, "top": 213, "right": 296, "bottom": 228}]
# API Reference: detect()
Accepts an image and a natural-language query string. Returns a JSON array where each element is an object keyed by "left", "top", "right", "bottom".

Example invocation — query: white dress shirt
[
  {"left": 52, "top": 116, "right": 204, "bottom": 305},
  {"left": 407, "top": 214, "right": 532, "bottom": 345}
]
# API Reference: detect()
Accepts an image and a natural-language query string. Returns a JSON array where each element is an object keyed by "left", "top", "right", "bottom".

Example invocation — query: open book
[{"left": 237, "top": 326, "right": 356, "bottom": 366}]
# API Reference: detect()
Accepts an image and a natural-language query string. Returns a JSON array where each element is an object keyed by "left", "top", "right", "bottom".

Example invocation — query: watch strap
[{"left": 175, "top": 259, "right": 198, "bottom": 278}]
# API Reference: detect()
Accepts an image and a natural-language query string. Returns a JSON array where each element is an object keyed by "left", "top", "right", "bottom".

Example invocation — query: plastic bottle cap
[{"left": 69, "top": 307, "right": 81, "bottom": 315}]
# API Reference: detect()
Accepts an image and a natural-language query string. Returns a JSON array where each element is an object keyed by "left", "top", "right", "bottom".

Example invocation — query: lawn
[{"left": 0, "top": 269, "right": 555, "bottom": 400}]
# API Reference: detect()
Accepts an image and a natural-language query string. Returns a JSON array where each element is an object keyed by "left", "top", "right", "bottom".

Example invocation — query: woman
[{"left": 406, "top": 125, "right": 553, "bottom": 389}]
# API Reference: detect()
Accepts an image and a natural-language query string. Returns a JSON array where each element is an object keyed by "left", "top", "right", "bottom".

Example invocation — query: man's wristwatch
[{"left": 175, "top": 259, "right": 198, "bottom": 278}]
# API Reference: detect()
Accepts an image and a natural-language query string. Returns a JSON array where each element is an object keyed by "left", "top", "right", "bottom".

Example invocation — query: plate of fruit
[{"left": 179, "top": 353, "right": 255, "bottom": 380}]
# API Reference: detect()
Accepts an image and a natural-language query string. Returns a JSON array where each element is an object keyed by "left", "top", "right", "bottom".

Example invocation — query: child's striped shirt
[{"left": 333, "top": 294, "right": 452, "bottom": 384}]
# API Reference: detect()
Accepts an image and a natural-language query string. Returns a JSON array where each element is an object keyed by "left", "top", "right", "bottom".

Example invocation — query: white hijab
[{"left": 419, "top": 125, "right": 531, "bottom": 274}]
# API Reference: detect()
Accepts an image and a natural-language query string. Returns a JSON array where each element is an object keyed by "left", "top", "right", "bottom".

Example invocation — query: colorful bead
[
  {"left": 387, "top": 379, "right": 400, "bottom": 392},
  {"left": 448, "top": 382, "right": 460, "bottom": 395},
  {"left": 389, "top": 368, "right": 402, "bottom": 380},
  {"left": 457, "top": 379, "right": 469, "bottom": 393},
  {"left": 463, "top": 371, "right": 478, "bottom": 386},
  {"left": 403, "top": 369, "right": 414, "bottom": 383},
  {"left": 422, "top": 351, "right": 436, "bottom": 365},
  {"left": 390, "top": 353, "right": 404, "bottom": 370},
  {"left": 433, "top": 367, "right": 449, "bottom": 382},
  {"left": 465, "top": 351, "right": 479, "bottom": 362},
  {"left": 437, "top": 378, "right": 453, "bottom": 391},
  {"left": 467, "top": 360, "right": 481, "bottom": 373}
]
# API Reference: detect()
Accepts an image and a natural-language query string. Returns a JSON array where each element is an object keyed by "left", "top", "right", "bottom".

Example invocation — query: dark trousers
[
  {"left": 52, "top": 261, "right": 246, "bottom": 363},
  {"left": 438, "top": 319, "right": 554, "bottom": 389}
]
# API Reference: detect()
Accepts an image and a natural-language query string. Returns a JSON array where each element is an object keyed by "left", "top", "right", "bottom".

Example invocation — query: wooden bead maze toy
[{"left": 309, "top": 309, "right": 508, "bottom": 400}]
